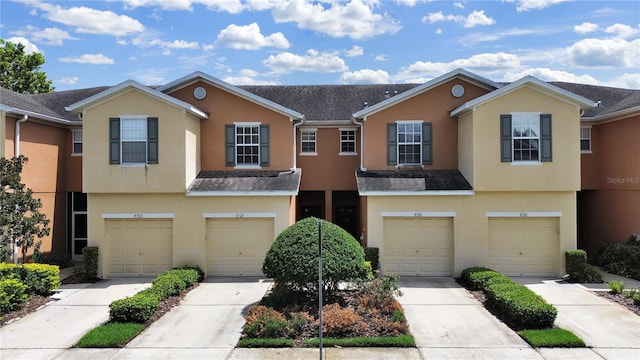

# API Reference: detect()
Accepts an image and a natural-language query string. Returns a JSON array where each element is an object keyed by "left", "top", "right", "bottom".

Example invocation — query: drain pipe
[
  {"left": 291, "top": 116, "right": 305, "bottom": 171},
  {"left": 13, "top": 115, "right": 29, "bottom": 264},
  {"left": 352, "top": 116, "right": 366, "bottom": 171}
]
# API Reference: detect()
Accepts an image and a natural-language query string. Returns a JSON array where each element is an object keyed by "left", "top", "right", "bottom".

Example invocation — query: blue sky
[{"left": 1, "top": 0, "right": 639, "bottom": 91}]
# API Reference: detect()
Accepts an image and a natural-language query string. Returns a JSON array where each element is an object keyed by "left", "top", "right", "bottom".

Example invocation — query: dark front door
[
  {"left": 301, "top": 205, "right": 322, "bottom": 219},
  {"left": 335, "top": 205, "right": 357, "bottom": 239}
]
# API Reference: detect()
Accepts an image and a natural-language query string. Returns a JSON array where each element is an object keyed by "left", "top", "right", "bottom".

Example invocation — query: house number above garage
[{"left": 101, "top": 213, "right": 176, "bottom": 219}]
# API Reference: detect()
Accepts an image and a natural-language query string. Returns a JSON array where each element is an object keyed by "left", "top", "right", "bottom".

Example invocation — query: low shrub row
[
  {"left": 109, "top": 267, "right": 201, "bottom": 323},
  {"left": 0, "top": 263, "right": 60, "bottom": 295},
  {"left": 599, "top": 234, "right": 640, "bottom": 281},
  {"left": 0, "top": 279, "right": 29, "bottom": 314},
  {"left": 459, "top": 267, "right": 557, "bottom": 329}
]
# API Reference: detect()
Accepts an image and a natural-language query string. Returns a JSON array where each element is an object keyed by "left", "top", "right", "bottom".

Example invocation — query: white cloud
[
  {"left": 130, "top": 32, "right": 200, "bottom": 49},
  {"left": 566, "top": 38, "right": 640, "bottom": 68},
  {"left": 374, "top": 54, "right": 389, "bottom": 61},
  {"left": 422, "top": 10, "right": 495, "bottom": 28},
  {"left": 345, "top": 45, "right": 364, "bottom": 57},
  {"left": 121, "top": 0, "right": 245, "bottom": 13},
  {"left": 216, "top": 23, "right": 290, "bottom": 50},
  {"left": 270, "top": 0, "right": 402, "bottom": 39},
  {"left": 454, "top": 2, "right": 464, "bottom": 9},
  {"left": 5, "top": 37, "right": 41, "bottom": 54},
  {"left": 604, "top": 24, "right": 640, "bottom": 39},
  {"left": 223, "top": 69, "right": 280, "bottom": 85},
  {"left": 435, "top": 28, "right": 443, "bottom": 35},
  {"left": 11, "top": 25, "right": 76, "bottom": 45},
  {"left": 163, "top": 40, "right": 200, "bottom": 49},
  {"left": 500, "top": 68, "right": 599, "bottom": 85},
  {"left": 394, "top": 52, "right": 520, "bottom": 82},
  {"left": 128, "top": 67, "right": 169, "bottom": 85},
  {"left": 340, "top": 69, "right": 390, "bottom": 84},
  {"left": 510, "top": 0, "right": 567, "bottom": 12},
  {"left": 59, "top": 54, "right": 115, "bottom": 64},
  {"left": 57, "top": 76, "right": 79, "bottom": 85},
  {"left": 458, "top": 27, "right": 559, "bottom": 45},
  {"left": 394, "top": 0, "right": 435, "bottom": 6},
  {"left": 263, "top": 49, "right": 348, "bottom": 74},
  {"left": 605, "top": 73, "right": 640, "bottom": 89},
  {"left": 20, "top": 0, "right": 144, "bottom": 36},
  {"left": 574, "top": 22, "right": 599, "bottom": 35}
]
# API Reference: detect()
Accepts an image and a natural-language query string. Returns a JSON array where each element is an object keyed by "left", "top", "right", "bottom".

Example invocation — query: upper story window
[
  {"left": 500, "top": 112, "right": 552, "bottom": 163},
  {"left": 109, "top": 116, "right": 158, "bottom": 165},
  {"left": 580, "top": 126, "right": 592, "bottom": 153},
  {"left": 387, "top": 121, "right": 432, "bottom": 166},
  {"left": 225, "top": 123, "right": 269, "bottom": 168},
  {"left": 300, "top": 129, "right": 317, "bottom": 155},
  {"left": 339, "top": 129, "right": 356, "bottom": 154},
  {"left": 71, "top": 129, "right": 82, "bottom": 155}
]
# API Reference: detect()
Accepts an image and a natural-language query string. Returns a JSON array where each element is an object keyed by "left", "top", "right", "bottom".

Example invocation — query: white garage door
[
  {"left": 383, "top": 218, "right": 453, "bottom": 276},
  {"left": 107, "top": 219, "right": 173, "bottom": 277},
  {"left": 488, "top": 218, "right": 558, "bottom": 276},
  {"left": 206, "top": 218, "right": 274, "bottom": 276}
]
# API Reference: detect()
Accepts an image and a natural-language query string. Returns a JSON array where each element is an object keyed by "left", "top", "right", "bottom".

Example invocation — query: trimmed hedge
[
  {"left": 565, "top": 250, "right": 601, "bottom": 283},
  {"left": 81, "top": 247, "right": 99, "bottom": 281},
  {"left": 0, "top": 263, "right": 60, "bottom": 295},
  {"left": 108, "top": 266, "right": 202, "bottom": 323},
  {"left": 0, "top": 279, "right": 29, "bottom": 314},
  {"left": 460, "top": 267, "right": 557, "bottom": 329},
  {"left": 364, "top": 247, "right": 379, "bottom": 271}
]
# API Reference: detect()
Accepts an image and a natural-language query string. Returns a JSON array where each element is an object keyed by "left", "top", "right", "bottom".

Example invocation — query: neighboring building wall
[
  {"left": 366, "top": 191, "right": 577, "bottom": 277},
  {"left": 88, "top": 193, "right": 292, "bottom": 277},
  {"left": 168, "top": 81, "right": 294, "bottom": 171},
  {"left": 578, "top": 115, "right": 640, "bottom": 258},
  {"left": 469, "top": 86, "right": 581, "bottom": 192},
  {"left": 363, "top": 79, "right": 490, "bottom": 170}
]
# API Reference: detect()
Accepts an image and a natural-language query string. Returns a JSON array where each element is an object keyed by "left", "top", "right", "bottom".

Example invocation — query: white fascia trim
[
  {"left": 582, "top": 105, "right": 640, "bottom": 124},
  {"left": 353, "top": 68, "right": 502, "bottom": 118},
  {"left": 187, "top": 191, "right": 297, "bottom": 197},
  {"left": 203, "top": 212, "right": 277, "bottom": 219},
  {"left": 360, "top": 190, "right": 475, "bottom": 196},
  {"left": 486, "top": 211, "right": 562, "bottom": 218},
  {"left": 382, "top": 211, "right": 456, "bottom": 218},
  {"left": 65, "top": 80, "right": 208, "bottom": 119},
  {"left": 234, "top": 121, "right": 261, "bottom": 126},
  {"left": 101, "top": 213, "right": 175, "bottom": 219},
  {"left": 451, "top": 76, "right": 595, "bottom": 117},
  {"left": 156, "top": 71, "right": 304, "bottom": 119},
  {"left": 3, "top": 107, "right": 74, "bottom": 125}
]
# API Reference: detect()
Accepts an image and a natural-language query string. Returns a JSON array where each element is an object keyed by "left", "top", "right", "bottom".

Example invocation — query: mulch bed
[
  {"left": 595, "top": 292, "right": 640, "bottom": 316},
  {"left": 1, "top": 294, "right": 53, "bottom": 326}
]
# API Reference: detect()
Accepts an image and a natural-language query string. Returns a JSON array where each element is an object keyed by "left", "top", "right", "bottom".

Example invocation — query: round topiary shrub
[{"left": 262, "top": 217, "right": 367, "bottom": 295}]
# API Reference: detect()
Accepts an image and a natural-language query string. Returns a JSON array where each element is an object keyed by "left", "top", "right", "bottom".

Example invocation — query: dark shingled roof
[
  {"left": 356, "top": 170, "right": 473, "bottom": 193},
  {"left": 187, "top": 169, "right": 301, "bottom": 193},
  {"left": 550, "top": 82, "right": 640, "bottom": 118},
  {"left": 240, "top": 84, "right": 419, "bottom": 121}
]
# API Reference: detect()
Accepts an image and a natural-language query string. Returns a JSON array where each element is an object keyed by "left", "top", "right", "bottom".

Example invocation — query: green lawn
[
  {"left": 303, "top": 335, "right": 416, "bottom": 348},
  {"left": 75, "top": 322, "right": 145, "bottom": 348},
  {"left": 519, "top": 328, "right": 585, "bottom": 348}
]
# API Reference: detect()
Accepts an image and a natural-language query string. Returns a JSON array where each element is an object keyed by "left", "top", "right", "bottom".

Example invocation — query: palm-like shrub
[{"left": 262, "top": 217, "right": 367, "bottom": 296}]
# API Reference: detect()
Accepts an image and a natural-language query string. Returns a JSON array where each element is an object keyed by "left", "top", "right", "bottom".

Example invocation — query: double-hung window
[
  {"left": 300, "top": 129, "right": 317, "bottom": 154},
  {"left": 225, "top": 123, "right": 270, "bottom": 167},
  {"left": 387, "top": 121, "right": 432, "bottom": 166},
  {"left": 500, "top": 112, "right": 552, "bottom": 163},
  {"left": 339, "top": 129, "right": 356, "bottom": 154},
  {"left": 71, "top": 129, "right": 82, "bottom": 155},
  {"left": 109, "top": 116, "right": 158, "bottom": 165},
  {"left": 580, "top": 126, "right": 591, "bottom": 153}
]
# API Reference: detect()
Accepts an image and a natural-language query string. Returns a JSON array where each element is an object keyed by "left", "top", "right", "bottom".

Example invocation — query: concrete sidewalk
[
  {"left": 516, "top": 277, "right": 640, "bottom": 360},
  {"left": 0, "top": 278, "right": 152, "bottom": 360}
]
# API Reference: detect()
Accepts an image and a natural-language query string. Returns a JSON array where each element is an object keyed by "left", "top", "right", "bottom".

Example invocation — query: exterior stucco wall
[
  {"left": 471, "top": 86, "right": 581, "bottom": 192},
  {"left": 366, "top": 191, "right": 576, "bottom": 277},
  {"left": 1, "top": 111, "right": 6, "bottom": 157},
  {"left": 88, "top": 193, "right": 292, "bottom": 277},
  {"left": 169, "top": 82, "right": 294, "bottom": 171},
  {"left": 457, "top": 111, "right": 474, "bottom": 185},
  {"left": 82, "top": 89, "right": 197, "bottom": 193},
  {"left": 362, "top": 79, "right": 490, "bottom": 170}
]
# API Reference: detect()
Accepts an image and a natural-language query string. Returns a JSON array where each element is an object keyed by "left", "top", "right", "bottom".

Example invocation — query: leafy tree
[
  {"left": 0, "top": 39, "right": 54, "bottom": 94},
  {"left": 0, "top": 156, "right": 50, "bottom": 263},
  {"left": 262, "top": 217, "right": 367, "bottom": 297}
]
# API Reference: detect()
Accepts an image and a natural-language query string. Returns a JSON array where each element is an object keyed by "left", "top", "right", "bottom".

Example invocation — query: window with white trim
[
  {"left": 339, "top": 129, "right": 356, "bottom": 154},
  {"left": 108, "top": 116, "right": 158, "bottom": 165},
  {"left": 397, "top": 121, "right": 422, "bottom": 165},
  {"left": 301, "top": 129, "right": 317, "bottom": 154},
  {"left": 580, "top": 126, "right": 591, "bottom": 152},
  {"left": 121, "top": 116, "right": 148, "bottom": 163},
  {"left": 236, "top": 124, "right": 260, "bottom": 165},
  {"left": 71, "top": 129, "right": 82, "bottom": 155},
  {"left": 512, "top": 113, "right": 540, "bottom": 161}
]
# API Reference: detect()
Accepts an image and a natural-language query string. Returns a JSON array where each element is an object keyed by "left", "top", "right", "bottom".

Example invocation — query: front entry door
[{"left": 334, "top": 205, "right": 357, "bottom": 239}]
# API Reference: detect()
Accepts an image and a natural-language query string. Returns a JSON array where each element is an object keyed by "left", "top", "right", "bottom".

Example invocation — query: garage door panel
[
  {"left": 383, "top": 218, "right": 453, "bottom": 277},
  {"left": 207, "top": 219, "right": 273, "bottom": 276},
  {"left": 488, "top": 218, "right": 557, "bottom": 277}
]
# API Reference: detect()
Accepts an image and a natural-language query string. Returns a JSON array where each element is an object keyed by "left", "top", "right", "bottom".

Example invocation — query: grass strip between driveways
[
  {"left": 303, "top": 335, "right": 416, "bottom": 348},
  {"left": 518, "top": 327, "right": 585, "bottom": 348},
  {"left": 75, "top": 322, "right": 145, "bottom": 348},
  {"left": 237, "top": 338, "right": 295, "bottom": 348}
]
